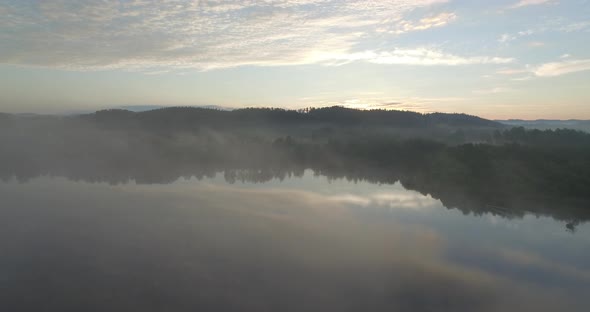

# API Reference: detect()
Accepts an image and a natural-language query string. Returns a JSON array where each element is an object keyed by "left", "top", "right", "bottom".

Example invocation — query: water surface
[{"left": 1, "top": 171, "right": 589, "bottom": 311}]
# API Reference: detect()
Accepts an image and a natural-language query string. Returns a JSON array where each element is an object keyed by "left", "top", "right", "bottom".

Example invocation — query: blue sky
[{"left": 0, "top": 0, "right": 589, "bottom": 119}]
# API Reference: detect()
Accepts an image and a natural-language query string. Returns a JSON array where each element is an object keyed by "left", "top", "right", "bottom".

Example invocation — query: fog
[{"left": 1, "top": 110, "right": 589, "bottom": 226}]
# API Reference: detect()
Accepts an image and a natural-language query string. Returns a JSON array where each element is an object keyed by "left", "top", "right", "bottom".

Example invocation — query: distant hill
[
  {"left": 80, "top": 106, "right": 503, "bottom": 131},
  {"left": 116, "top": 105, "right": 232, "bottom": 112},
  {"left": 497, "top": 119, "right": 590, "bottom": 133},
  {"left": 1, "top": 106, "right": 505, "bottom": 144}
]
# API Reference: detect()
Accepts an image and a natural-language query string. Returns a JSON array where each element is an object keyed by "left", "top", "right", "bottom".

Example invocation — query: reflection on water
[
  {"left": 3, "top": 161, "right": 588, "bottom": 232},
  {"left": 1, "top": 172, "right": 589, "bottom": 311}
]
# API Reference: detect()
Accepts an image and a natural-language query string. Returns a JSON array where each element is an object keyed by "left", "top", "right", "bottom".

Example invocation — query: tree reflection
[{"left": 1, "top": 111, "right": 589, "bottom": 231}]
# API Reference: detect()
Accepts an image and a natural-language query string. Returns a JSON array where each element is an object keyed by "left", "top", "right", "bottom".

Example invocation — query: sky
[{"left": 0, "top": 0, "right": 589, "bottom": 119}]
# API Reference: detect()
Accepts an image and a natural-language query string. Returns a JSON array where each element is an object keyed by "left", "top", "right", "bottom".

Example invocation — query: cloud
[
  {"left": 560, "top": 21, "right": 590, "bottom": 32},
  {"left": 498, "top": 20, "right": 587, "bottom": 45},
  {"left": 473, "top": 87, "right": 513, "bottom": 95},
  {"left": 527, "top": 41, "right": 545, "bottom": 47},
  {"left": 534, "top": 59, "right": 590, "bottom": 77},
  {"left": 297, "top": 96, "right": 425, "bottom": 111},
  {"left": 496, "top": 68, "right": 530, "bottom": 75},
  {"left": 509, "top": 0, "right": 551, "bottom": 9},
  {"left": 322, "top": 49, "right": 513, "bottom": 66},
  {"left": 498, "top": 29, "right": 534, "bottom": 43},
  {"left": 495, "top": 58, "right": 590, "bottom": 79},
  {"left": 511, "top": 75, "right": 534, "bottom": 81},
  {"left": 0, "top": 0, "right": 513, "bottom": 71},
  {"left": 385, "top": 12, "right": 458, "bottom": 34},
  {"left": 296, "top": 94, "right": 468, "bottom": 112},
  {"left": 498, "top": 34, "right": 515, "bottom": 43},
  {"left": 369, "top": 49, "right": 514, "bottom": 65}
]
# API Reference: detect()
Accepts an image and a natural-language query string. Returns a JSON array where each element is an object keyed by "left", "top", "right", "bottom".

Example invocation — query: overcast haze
[{"left": 0, "top": 0, "right": 589, "bottom": 119}]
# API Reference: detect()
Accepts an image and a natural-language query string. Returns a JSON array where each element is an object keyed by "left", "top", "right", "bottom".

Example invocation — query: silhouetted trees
[
  {"left": 494, "top": 126, "right": 590, "bottom": 147},
  {"left": 80, "top": 106, "right": 503, "bottom": 133},
  {"left": 2, "top": 107, "right": 590, "bottom": 226}
]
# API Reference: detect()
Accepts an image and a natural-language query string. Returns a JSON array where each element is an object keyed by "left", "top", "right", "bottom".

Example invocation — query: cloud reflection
[{"left": 0, "top": 177, "right": 588, "bottom": 311}]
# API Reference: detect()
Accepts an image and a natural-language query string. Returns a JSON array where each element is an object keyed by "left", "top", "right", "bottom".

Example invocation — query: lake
[{"left": 1, "top": 170, "right": 589, "bottom": 311}]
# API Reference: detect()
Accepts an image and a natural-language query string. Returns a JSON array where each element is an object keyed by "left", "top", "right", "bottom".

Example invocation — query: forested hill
[
  {"left": 2, "top": 106, "right": 590, "bottom": 224},
  {"left": 79, "top": 106, "right": 503, "bottom": 130}
]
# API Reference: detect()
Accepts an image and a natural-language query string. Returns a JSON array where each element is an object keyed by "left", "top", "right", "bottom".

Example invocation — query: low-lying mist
[{"left": 2, "top": 107, "right": 590, "bottom": 227}]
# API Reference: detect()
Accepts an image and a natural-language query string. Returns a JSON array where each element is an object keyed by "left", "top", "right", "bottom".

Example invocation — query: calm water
[{"left": 1, "top": 171, "right": 589, "bottom": 311}]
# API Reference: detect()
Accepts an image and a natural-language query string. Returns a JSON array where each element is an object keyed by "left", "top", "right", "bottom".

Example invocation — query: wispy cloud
[
  {"left": 370, "top": 49, "right": 513, "bottom": 65},
  {"left": 495, "top": 67, "right": 535, "bottom": 81},
  {"left": 298, "top": 96, "right": 427, "bottom": 111},
  {"left": 496, "top": 68, "right": 530, "bottom": 75},
  {"left": 509, "top": 0, "right": 552, "bottom": 9},
  {"left": 498, "top": 30, "right": 534, "bottom": 43},
  {"left": 526, "top": 41, "right": 545, "bottom": 47},
  {"left": 510, "top": 75, "right": 534, "bottom": 81},
  {"left": 297, "top": 95, "right": 468, "bottom": 112},
  {"left": 322, "top": 49, "right": 513, "bottom": 66},
  {"left": 0, "top": 0, "right": 481, "bottom": 71},
  {"left": 498, "top": 19, "right": 589, "bottom": 45},
  {"left": 384, "top": 12, "right": 458, "bottom": 34},
  {"left": 560, "top": 21, "right": 590, "bottom": 33},
  {"left": 534, "top": 59, "right": 590, "bottom": 77},
  {"left": 473, "top": 87, "right": 513, "bottom": 95}
]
